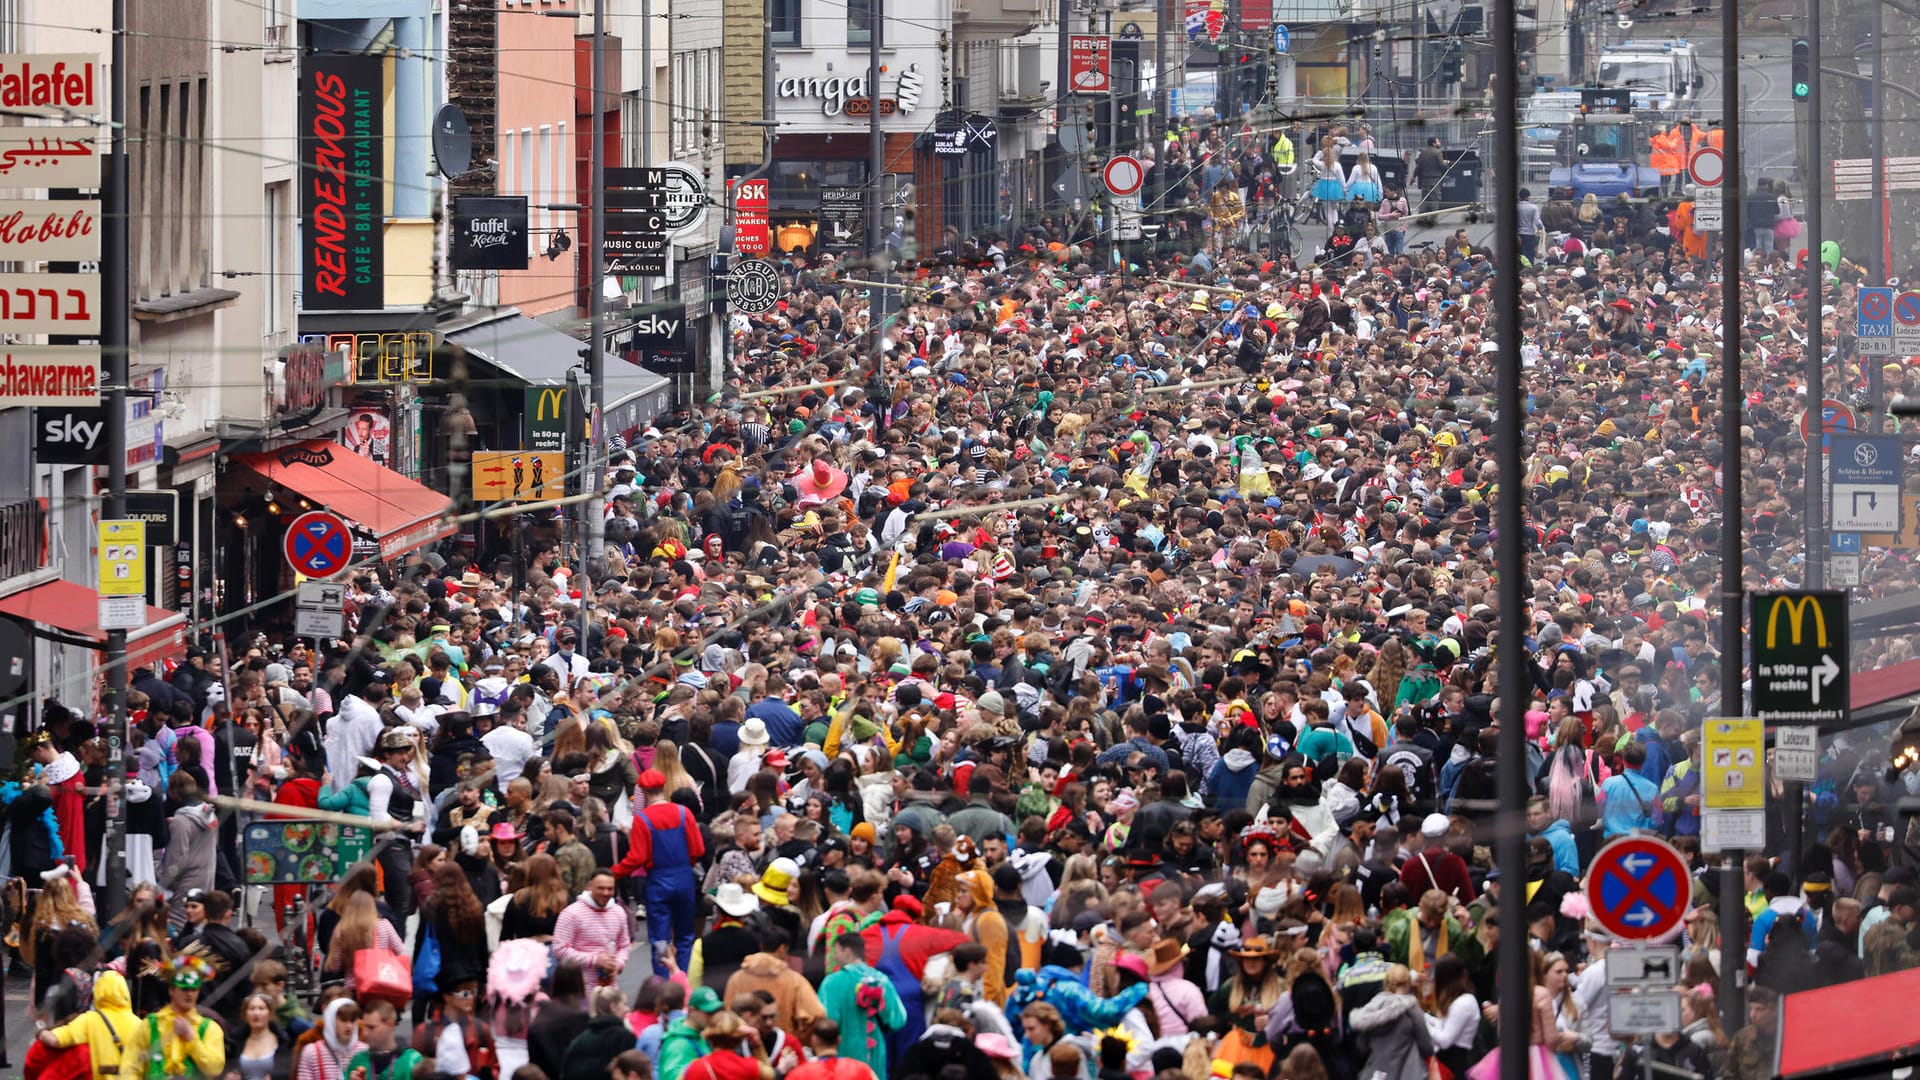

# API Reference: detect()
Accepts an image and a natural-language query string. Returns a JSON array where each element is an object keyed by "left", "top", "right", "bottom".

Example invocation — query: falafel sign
[{"left": 242, "top": 820, "right": 372, "bottom": 883}]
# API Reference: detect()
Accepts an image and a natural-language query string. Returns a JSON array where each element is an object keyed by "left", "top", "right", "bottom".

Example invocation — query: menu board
[{"left": 242, "top": 821, "right": 372, "bottom": 883}]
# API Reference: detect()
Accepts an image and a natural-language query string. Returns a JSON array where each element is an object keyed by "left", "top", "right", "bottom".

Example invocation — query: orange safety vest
[{"left": 1650, "top": 129, "right": 1681, "bottom": 176}]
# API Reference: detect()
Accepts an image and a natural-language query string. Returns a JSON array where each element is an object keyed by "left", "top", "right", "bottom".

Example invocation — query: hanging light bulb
[
  {"left": 234, "top": 511, "right": 249, "bottom": 529},
  {"left": 265, "top": 497, "right": 281, "bottom": 515}
]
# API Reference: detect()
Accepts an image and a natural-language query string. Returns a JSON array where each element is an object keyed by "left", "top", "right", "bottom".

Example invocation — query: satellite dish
[
  {"left": 432, "top": 104, "right": 473, "bottom": 178},
  {"left": 0, "top": 616, "right": 29, "bottom": 699}
]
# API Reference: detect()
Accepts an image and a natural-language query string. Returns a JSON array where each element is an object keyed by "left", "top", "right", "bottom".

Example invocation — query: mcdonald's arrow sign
[
  {"left": 525, "top": 385, "right": 570, "bottom": 453},
  {"left": 1751, "top": 590, "right": 1848, "bottom": 726}
]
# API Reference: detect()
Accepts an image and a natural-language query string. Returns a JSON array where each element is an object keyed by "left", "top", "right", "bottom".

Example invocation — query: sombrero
[{"left": 794, "top": 459, "right": 849, "bottom": 506}]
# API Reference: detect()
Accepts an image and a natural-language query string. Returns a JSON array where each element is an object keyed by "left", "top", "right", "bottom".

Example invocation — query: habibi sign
[
  {"left": 300, "top": 54, "right": 384, "bottom": 311},
  {"left": 450, "top": 196, "right": 530, "bottom": 270}
]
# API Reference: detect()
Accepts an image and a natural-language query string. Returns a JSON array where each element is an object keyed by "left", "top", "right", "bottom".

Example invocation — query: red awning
[
  {"left": 1778, "top": 966, "right": 1920, "bottom": 1079},
  {"left": 1850, "top": 657, "right": 1920, "bottom": 713},
  {"left": 231, "top": 440, "right": 455, "bottom": 560},
  {"left": 0, "top": 579, "right": 187, "bottom": 674}
]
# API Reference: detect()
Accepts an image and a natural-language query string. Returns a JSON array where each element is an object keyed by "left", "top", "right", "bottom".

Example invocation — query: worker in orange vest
[{"left": 1650, "top": 127, "right": 1684, "bottom": 195}]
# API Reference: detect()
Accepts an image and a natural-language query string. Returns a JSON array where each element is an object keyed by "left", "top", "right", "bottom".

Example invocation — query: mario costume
[
  {"left": 118, "top": 956, "right": 223, "bottom": 1080},
  {"left": 610, "top": 769, "right": 705, "bottom": 975}
]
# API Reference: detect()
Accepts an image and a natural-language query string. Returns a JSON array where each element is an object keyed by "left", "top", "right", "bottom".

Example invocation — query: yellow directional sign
[{"left": 1703, "top": 718, "right": 1764, "bottom": 810}]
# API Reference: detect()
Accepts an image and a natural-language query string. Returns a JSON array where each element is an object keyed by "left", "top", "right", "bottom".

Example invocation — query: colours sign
[{"left": 300, "top": 54, "right": 384, "bottom": 311}]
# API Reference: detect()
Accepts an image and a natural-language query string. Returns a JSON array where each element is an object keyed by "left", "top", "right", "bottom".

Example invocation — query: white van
[{"left": 1597, "top": 40, "right": 1702, "bottom": 109}]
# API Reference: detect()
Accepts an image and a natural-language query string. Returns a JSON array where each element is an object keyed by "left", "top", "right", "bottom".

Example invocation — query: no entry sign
[
  {"left": 1688, "top": 146, "right": 1723, "bottom": 188},
  {"left": 1586, "top": 835, "right": 1690, "bottom": 940},
  {"left": 1103, "top": 155, "right": 1144, "bottom": 197}
]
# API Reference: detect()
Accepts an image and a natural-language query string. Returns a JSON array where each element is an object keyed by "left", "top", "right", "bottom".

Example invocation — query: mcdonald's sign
[
  {"left": 525, "top": 385, "right": 569, "bottom": 453},
  {"left": 1751, "top": 590, "right": 1848, "bottom": 726}
]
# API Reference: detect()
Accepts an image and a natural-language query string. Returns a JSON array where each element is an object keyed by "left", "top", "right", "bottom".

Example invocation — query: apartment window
[
  {"left": 848, "top": 0, "right": 876, "bottom": 46},
  {"left": 771, "top": 0, "right": 799, "bottom": 45},
  {"left": 263, "top": 182, "right": 287, "bottom": 336},
  {"left": 622, "top": 90, "right": 644, "bottom": 166}
]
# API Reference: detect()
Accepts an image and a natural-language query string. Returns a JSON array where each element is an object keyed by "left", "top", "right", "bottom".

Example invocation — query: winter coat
[
  {"left": 1349, "top": 991, "right": 1434, "bottom": 1080},
  {"left": 559, "top": 1015, "right": 639, "bottom": 1080},
  {"left": 1143, "top": 968, "right": 1209, "bottom": 1036},
  {"left": 315, "top": 778, "right": 371, "bottom": 817},
  {"left": 1207, "top": 750, "right": 1260, "bottom": 811},
  {"left": 159, "top": 803, "right": 220, "bottom": 921}
]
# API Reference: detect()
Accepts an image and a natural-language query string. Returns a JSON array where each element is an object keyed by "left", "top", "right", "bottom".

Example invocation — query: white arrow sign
[
  {"left": 1813, "top": 654, "right": 1840, "bottom": 704},
  {"left": 1622, "top": 854, "right": 1655, "bottom": 874},
  {"left": 1624, "top": 908, "right": 1657, "bottom": 925}
]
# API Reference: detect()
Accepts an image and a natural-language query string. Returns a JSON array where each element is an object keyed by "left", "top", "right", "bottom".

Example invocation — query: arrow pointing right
[
  {"left": 1624, "top": 908, "right": 1657, "bottom": 926},
  {"left": 1812, "top": 654, "right": 1841, "bottom": 705}
]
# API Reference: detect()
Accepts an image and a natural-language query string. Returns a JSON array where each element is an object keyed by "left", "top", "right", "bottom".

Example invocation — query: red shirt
[
  {"left": 788, "top": 1058, "right": 879, "bottom": 1080},
  {"left": 687, "top": 1050, "right": 767, "bottom": 1080}
]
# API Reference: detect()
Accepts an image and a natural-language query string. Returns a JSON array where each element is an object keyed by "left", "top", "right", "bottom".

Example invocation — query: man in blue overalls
[
  {"left": 612, "top": 769, "right": 705, "bottom": 975},
  {"left": 863, "top": 895, "right": 967, "bottom": 1068}
]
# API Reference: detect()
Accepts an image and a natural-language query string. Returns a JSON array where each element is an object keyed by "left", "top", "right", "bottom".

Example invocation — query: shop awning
[
  {"left": 231, "top": 440, "right": 455, "bottom": 560},
  {"left": 443, "top": 309, "right": 672, "bottom": 410},
  {"left": 1777, "top": 966, "right": 1920, "bottom": 1080},
  {"left": 0, "top": 579, "right": 188, "bottom": 675}
]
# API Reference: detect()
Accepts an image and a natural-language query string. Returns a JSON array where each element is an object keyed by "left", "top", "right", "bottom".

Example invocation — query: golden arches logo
[
  {"left": 532, "top": 387, "right": 567, "bottom": 423},
  {"left": 1764, "top": 595, "right": 1829, "bottom": 650}
]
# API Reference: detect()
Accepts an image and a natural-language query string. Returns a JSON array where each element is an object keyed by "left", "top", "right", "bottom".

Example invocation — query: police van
[{"left": 1596, "top": 40, "right": 1703, "bottom": 111}]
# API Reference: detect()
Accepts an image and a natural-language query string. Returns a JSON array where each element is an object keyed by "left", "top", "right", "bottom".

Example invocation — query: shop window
[{"left": 771, "top": 160, "right": 866, "bottom": 203}]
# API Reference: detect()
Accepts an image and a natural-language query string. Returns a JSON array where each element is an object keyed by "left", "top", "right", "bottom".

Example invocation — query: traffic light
[
  {"left": 1441, "top": 48, "right": 1463, "bottom": 84},
  {"left": 1792, "top": 38, "right": 1811, "bottom": 100}
]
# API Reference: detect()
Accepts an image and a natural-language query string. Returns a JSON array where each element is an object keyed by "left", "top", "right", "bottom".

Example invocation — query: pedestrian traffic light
[{"left": 1792, "top": 38, "right": 1811, "bottom": 100}]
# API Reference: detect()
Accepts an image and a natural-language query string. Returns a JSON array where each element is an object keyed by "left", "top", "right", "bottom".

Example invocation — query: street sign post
[
  {"left": 283, "top": 511, "right": 354, "bottom": 580},
  {"left": 1274, "top": 24, "right": 1289, "bottom": 53},
  {"left": 294, "top": 581, "right": 346, "bottom": 640},
  {"left": 1801, "top": 398, "right": 1857, "bottom": 452},
  {"left": 97, "top": 519, "right": 146, "bottom": 630},
  {"left": 1606, "top": 944, "right": 1682, "bottom": 989},
  {"left": 1586, "top": 835, "right": 1690, "bottom": 940},
  {"left": 1688, "top": 146, "right": 1724, "bottom": 187},
  {"left": 1775, "top": 726, "right": 1820, "bottom": 783},
  {"left": 1831, "top": 436, "right": 1903, "bottom": 532},
  {"left": 1895, "top": 290, "right": 1920, "bottom": 354},
  {"left": 1858, "top": 286, "right": 1895, "bottom": 355},
  {"left": 1830, "top": 554, "right": 1863, "bottom": 587}
]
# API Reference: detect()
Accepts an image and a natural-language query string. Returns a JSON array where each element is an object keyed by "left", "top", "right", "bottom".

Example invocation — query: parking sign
[{"left": 1859, "top": 287, "right": 1895, "bottom": 355}]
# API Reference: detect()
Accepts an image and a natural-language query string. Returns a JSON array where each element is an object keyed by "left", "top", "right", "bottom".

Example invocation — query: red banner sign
[
  {"left": 1068, "top": 34, "right": 1112, "bottom": 95},
  {"left": 734, "top": 177, "right": 770, "bottom": 256}
]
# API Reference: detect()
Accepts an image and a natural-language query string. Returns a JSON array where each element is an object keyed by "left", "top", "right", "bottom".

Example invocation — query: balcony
[{"left": 956, "top": 0, "right": 1044, "bottom": 43}]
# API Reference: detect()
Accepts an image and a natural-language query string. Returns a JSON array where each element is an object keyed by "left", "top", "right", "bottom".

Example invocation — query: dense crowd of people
[{"left": 7, "top": 116, "right": 1920, "bottom": 1080}]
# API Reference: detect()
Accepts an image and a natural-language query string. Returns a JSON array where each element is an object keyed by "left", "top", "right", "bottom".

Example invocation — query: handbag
[
  {"left": 355, "top": 947, "right": 413, "bottom": 1004},
  {"left": 414, "top": 921, "right": 443, "bottom": 995}
]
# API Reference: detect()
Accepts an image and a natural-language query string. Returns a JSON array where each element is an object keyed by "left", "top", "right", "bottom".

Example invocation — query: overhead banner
[
  {"left": 300, "top": 53, "right": 385, "bottom": 311},
  {"left": 450, "top": 195, "right": 529, "bottom": 270}
]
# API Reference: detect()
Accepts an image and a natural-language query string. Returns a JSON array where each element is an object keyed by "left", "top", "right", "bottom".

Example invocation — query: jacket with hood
[
  {"left": 1208, "top": 750, "right": 1260, "bottom": 811},
  {"left": 724, "top": 952, "right": 825, "bottom": 1032},
  {"left": 1531, "top": 819, "right": 1580, "bottom": 877},
  {"left": 1244, "top": 762, "right": 1288, "bottom": 815},
  {"left": 1144, "top": 966, "right": 1209, "bottom": 1036},
  {"left": 159, "top": 802, "right": 219, "bottom": 921},
  {"left": 48, "top": 970, "right": 141, "bottom": 1079},
  {"left": 1349, "top": 991, "right": 1434, "bottom": 1080},
  {"left": 960, "top": 872, "right": 1012, "bottom": 1005}
]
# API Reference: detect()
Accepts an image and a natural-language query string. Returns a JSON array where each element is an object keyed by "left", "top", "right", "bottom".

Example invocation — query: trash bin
[
  {"left": 1430, "top": 149, "right": 1482, "bottom": 208},
  {"left": 1339, "top": 152, "right": 1408, "bottom": 194}
]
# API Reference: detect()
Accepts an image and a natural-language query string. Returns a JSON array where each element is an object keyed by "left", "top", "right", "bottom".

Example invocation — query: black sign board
[
  {"left": 299, "top": 54, "right": 385, "bottom": 311},
  {"left": 126, "top": 490, "right": 179, "bottom": 547},
  {"left": 604, "top": 168, "right": 671, "bottom": 276},
  {"left": 450, "top": 196, "right": 530, "bottom": 270},
  {"left": 33, "top": 404, "right": 111, "bottom": 465},
  {"left": 1751, "top": 590, "right": 1849, "bottom": 726},
  {"left": 820, "top": 186, "right": 866, "bottom": 253},
  {"left": 626, "top": 302, "right": 694, "bottom": 374}
]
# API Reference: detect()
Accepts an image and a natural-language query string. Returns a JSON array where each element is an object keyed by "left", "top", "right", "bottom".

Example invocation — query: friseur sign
[{"left": 1751, "top": 590, "right": 1848, "bottom": 726}]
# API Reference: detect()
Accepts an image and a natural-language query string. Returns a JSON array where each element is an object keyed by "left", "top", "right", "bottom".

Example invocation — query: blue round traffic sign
[
  {"left": 284, "top": 510, "right": 353, "bottom": 579},
  {"left": 1863, "top": 290, "right": 1892, "bottom": 322},
  {"left": 1586, "top": 835, "right": 1690, "bottom": 940},
  {"left": 1895, "top": 291, "right": 1920, "bottom": 326}
]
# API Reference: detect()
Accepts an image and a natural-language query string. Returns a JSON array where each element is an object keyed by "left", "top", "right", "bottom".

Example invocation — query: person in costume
[
  {"left": 117, "top": 955, "right": 224, "bottom": 1080},
  {"left": 817, "top": 934, "right": 906, "bottom": 1080},
  {"left": 609, "top": 769, "right": 702, "bottom": 975},
  {"left": 27, "top": 729, "right": 89, "bottom": 875},
  {"left": 37, "top": 969, "right": 140, "bottom": 1080}
]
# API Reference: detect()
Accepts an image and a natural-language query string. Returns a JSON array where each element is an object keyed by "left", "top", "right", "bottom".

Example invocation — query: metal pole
[
  {"left": 1718, "top": 0, "right": 1748, "bottom": 1037},
  {"left": 1156, "top": 0, "right": 1170, "bottom": 146},
  {"left": 640, "top": 0, "right": 654, "bottom": 307},
  {"left": 1490, "top": 0, "right": 1528, "bottom": 1077},
  {"left": 100, "top": 0, "right": 130, "bottom": 925},
  {"left": 585, "top": 0, "right": 606, "bottom": 619},
  {"left": 1806, "top": 0, "right": 1825, "bottom": 590},
  {"left": 1870, "top": 0, "right": 1887, "bottom": 432},
  {"left": 866, "top": 0, "right": 884, "bottom": 367}
]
